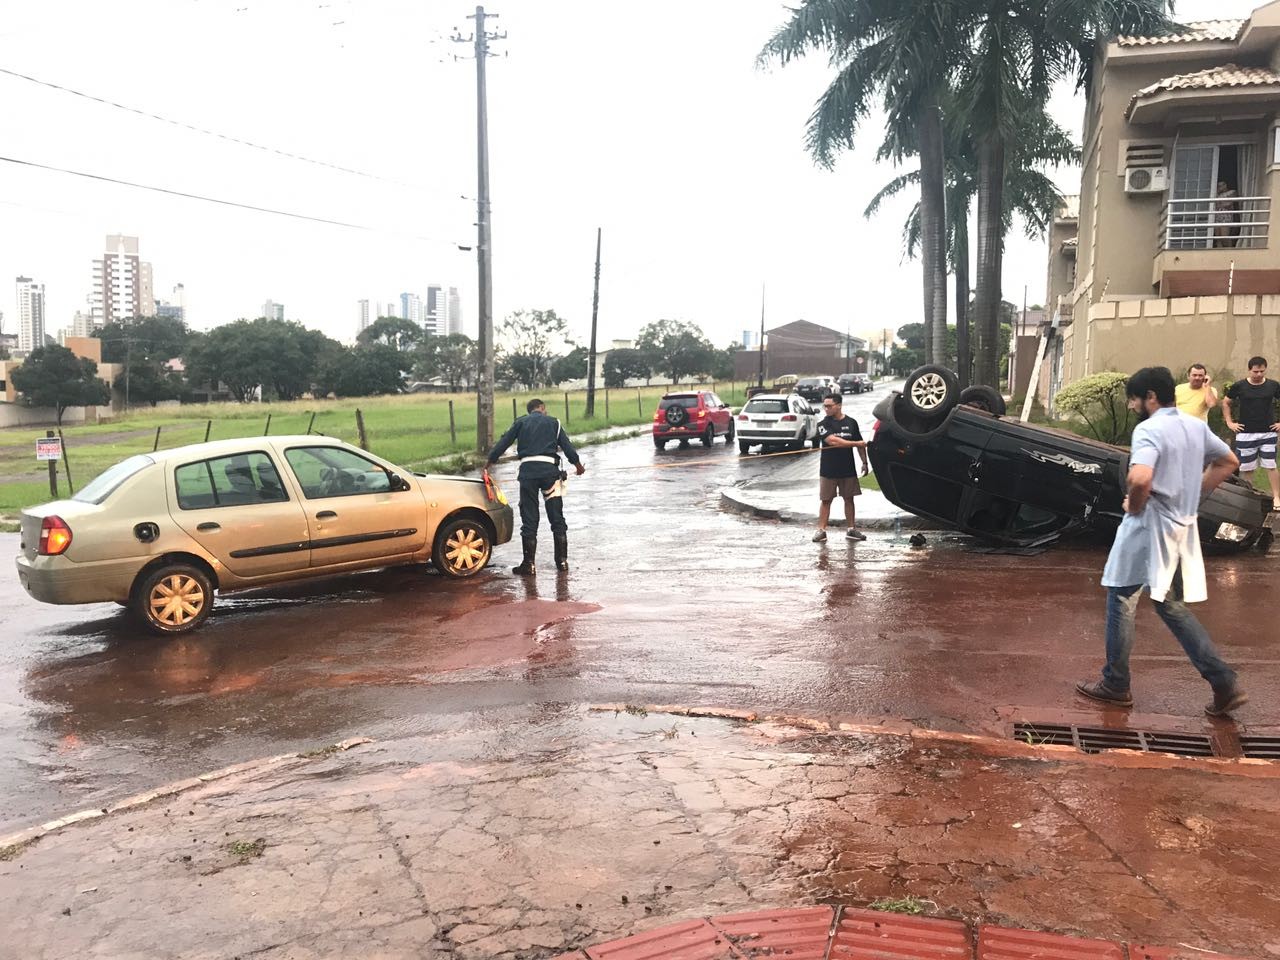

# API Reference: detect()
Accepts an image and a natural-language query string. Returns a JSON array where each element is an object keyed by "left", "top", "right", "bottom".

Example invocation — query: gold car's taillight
[
  {"left": 39, "top": 515, "right": 73, "bottom": 556},
  {"left": 482, "top": 470, "right": 508, "bottom": 505}
]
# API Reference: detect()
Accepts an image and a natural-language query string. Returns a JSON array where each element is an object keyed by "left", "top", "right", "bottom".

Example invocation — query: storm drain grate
[
  {"left": 1013, "top": 722, "right": 1215, "bottom": 757},
  {"left": 1240, "top": 736, "right": 1280, "bottom": 760}
]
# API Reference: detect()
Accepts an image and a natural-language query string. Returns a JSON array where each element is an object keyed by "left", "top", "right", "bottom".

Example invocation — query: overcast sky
[{"left": 0, "top": 0, "right": 1257, "bottom": 350}]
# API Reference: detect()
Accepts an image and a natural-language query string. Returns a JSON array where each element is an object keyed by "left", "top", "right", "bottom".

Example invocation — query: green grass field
[{"left": 0, "top": 383, "right": 757, "bottom": 516}]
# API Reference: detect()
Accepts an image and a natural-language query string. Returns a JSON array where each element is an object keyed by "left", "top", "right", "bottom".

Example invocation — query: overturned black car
[{"left": 870, "top": 366, "right": 1274, "bottom": 552}]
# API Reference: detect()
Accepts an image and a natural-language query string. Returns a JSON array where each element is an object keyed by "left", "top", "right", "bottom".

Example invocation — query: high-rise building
[
  {"left": 262, "top": 299, "right": 284, "bottom": 321},
  {"left": 399, "top": 292, "right": 423, "bottom": 326},
  {"left": 358, "top": 299, "right": 371, "bottom": 335},
  {"left": 156, "top": 284, "right": 186, "bottom": 324},
  {"left": 446, "top": 287, "right": 462, "bottom": 335},
  {"left": 16, "top": 277, "right": 46, "bottom": 353},
  {"left": 424, "top": 285, "right": 444, "bottom": 336},
  {"left": 91, "top": 235, "right": 154, "bottom": 326}
]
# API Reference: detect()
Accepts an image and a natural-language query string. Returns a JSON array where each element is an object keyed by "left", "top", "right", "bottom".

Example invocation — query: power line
[
  {"left": 0, "top": 64, "right": 443, "bottom": 193},
  {"left": 0, "top": 154, "right": 460, "bottom": 246}
]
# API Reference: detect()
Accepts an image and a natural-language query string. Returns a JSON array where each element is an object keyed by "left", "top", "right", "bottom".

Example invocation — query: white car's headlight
[{"left": 1214, "top": 522, "right": 1251, "bottom": 542}]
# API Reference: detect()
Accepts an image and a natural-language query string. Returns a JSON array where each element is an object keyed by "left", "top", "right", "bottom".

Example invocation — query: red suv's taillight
[{"left": 39, "top": 515, "right": 73, "bottom": 556}]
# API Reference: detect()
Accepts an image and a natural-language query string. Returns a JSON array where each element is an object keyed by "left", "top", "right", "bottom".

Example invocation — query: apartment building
[
  {"left": 1052, "top": 3, "right": 1280, "bottom": 391},
  {"left": 91, "top": 235, "right": 155, "bottom": 326},
  {"left": 15, "top": 276, "right": 46, "bottom": 354}
]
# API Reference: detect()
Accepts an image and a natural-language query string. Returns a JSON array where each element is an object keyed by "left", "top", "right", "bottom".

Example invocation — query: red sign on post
[{"left": 36, "top": 437, "right": 63, "bottom": 462}]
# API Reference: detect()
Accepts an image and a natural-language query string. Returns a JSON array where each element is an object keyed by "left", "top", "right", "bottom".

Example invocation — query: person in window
[
  {"left": 1213, "top": 180, "right": 1240, "bottom": 248},
  {"left": 811, "top": 393, "right": 870, "bottom": 543}
]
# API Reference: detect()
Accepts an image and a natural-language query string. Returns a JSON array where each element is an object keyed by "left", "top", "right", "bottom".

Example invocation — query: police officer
[{"left": 485, "top": 398, "right": 586, "bottom": 575}]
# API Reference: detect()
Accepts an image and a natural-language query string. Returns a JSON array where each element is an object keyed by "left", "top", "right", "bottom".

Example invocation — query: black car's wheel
[
  {"left": 701, "top": 427, "right": 715, "bottom": 448},
  {"left": 725, "top": 419, "right": 736, "bottom": 443},
  {"left": 433, "top": 515, "right": 493, "bottom": 578},
  {"left": 131, "top": 562, "right": 214, "bottom": 635},
  {"left": 738, "top": 440, "right": 751, "bottom": 455},
  {"left": 903, "top": 365, "right": 960, "bottom": 420},
  {"left": 959, "top": 384, "right": 1007, "bottom": 416},
  {"left": 653, "top": 436, "right": 666, "bottom": 450},
  {"left": 665, "top": 405, "right": 689, "bottom": 427}
]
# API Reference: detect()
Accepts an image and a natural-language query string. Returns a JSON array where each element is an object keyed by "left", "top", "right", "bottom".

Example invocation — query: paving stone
[
  {"left": 830, "top": 908, "right": 971, "bottom": 960},
  {"left": 585, "top": 918, "right": 743, "bottom": 960},
  {"left": 712, "top": 906, "right": 834, "bottom": 959},
  {"left": 978, "top": 926, "right": 1123, "bottom": 960}
]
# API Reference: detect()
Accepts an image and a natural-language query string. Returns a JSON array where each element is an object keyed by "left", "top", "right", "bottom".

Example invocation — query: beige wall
[{"left": 1063, "top": 294, "right": 1280, "bottom": 384}]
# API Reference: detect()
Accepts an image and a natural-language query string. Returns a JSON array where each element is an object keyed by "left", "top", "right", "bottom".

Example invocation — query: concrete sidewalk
[{"left": 3, "top": 710, "right": 1277, "bottom": 959}]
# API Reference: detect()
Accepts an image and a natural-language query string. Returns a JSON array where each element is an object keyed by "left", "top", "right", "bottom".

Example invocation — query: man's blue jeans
[{"left": 1103, "top": 571, "right": 1236, "bottom": 693}]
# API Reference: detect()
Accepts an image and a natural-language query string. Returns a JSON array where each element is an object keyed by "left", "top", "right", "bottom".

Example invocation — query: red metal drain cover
[
  {"left": 1130, "top": 947, "right": 1250, "bottom": 960},
  {"left": 585, "top": 918, "right": 743, "bottom": 960},
  {"left": 712, "top": 906, "right": 835, "bottom": 959},
  {"left": 830, "top": 908, "right": 971, "bottom": 959},
  {"left": 978, "top": 926, "right": 1123, "bottom": 960}
]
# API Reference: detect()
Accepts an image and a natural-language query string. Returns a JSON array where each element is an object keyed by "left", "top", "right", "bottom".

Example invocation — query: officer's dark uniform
[{"left": 487, "top": 409, "right": 581, "bottom": 573}]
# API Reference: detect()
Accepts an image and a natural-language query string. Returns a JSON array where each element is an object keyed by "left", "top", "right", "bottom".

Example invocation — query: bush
[{"left": 1053, "top": 371, "right": 1133, "bottom": 445}]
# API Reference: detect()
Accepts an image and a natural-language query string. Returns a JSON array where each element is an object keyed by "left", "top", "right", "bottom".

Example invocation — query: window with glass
[
  {"left": 175, "top": 452, "right": 289, "bottom": 510},
  {"left": 284, "top": 446, "right": 392, "bottom": 499}
]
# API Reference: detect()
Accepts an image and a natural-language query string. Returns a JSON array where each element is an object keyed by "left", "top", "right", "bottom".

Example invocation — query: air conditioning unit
[{"left": 1125, "top": 166, "right": 1168, "bottom": 194}]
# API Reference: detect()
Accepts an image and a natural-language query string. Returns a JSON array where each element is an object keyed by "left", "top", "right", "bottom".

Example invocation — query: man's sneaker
[
  {"left": 1074, "top": 679, "right": 1134, "bottom": 707},
  {"left": 812, "top": 529, "right": 827, "bottom": 543},
  {"left": 846, "top": 529, "right": 867, "bottom": 541},
  {"left": 1205, "top": 687, "right": 1249, "bottom": 717}
]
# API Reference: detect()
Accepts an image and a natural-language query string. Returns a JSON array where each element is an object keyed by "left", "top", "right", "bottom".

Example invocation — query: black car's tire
[
  {"left": 664, "top": 405, "right": 689, "bottom": 427},
  {"left": 903, "top": 365, "right": 960, "bottom": 420},
  {"left": 959, "top": 385, "right": 1007, "bottom": 416},
  {"left": 653, "top": 436, "right": 666, "bottom": 450},
  {"left": 738, "top": 440, "right": 751, "bottom": 455},
  {"left": 726, "top": 419, "right": 736, "bottom": 443},
  {"left": 131, "top": 562, "right": 214, "bottom": 635},
  {"left": 701, "top": 428, "right": 715, "bottom": 448},
  {"left": 433, "top": 514, "right": 493, "bottom": 578}
]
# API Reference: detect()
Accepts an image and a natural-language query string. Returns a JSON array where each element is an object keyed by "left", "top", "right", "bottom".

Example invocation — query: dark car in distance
[
  {"left": 870, "top": 365, "right": 1273, "bottom": 552},
  {"left": 795, "top": 376, "right": 838, "bottom": 403},
  {"left": 839, "top": 373, "right": 873, "bottom": 395}
]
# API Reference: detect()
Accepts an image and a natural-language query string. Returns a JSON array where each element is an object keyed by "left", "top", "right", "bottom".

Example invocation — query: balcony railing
[{"left": 1161, "top": 196, "right": 1271, "bottom": 251}]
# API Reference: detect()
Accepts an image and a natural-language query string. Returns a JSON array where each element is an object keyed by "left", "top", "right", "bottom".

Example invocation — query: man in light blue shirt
[{"left": 1076, "top": 367, "right": 1247, "bottom": 717}]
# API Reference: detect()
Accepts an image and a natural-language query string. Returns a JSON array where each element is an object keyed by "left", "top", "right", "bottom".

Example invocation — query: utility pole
[
  {"left": 756, "top": 283, "right": 766, "bottom": 388},
  {"left": 456, "top": 6, "right": 505, "bottom": 454},
  {"left": 845, "top": 320, "right": 852, "bottom": 375},
  {"left": 585, "top": 227, "right": 602, "bottom": 417}
]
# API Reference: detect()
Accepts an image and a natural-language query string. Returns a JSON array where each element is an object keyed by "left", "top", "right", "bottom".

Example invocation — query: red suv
[{"left": 652, "top": 391, "right": 735, "bottom": 449}]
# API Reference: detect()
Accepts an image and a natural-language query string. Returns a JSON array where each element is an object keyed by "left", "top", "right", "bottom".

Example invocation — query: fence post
[
  {"left": 57, "top": 428, "right": 74, "bottom": 494},
  {"left": 512, "top": 397, "right": 518, "bottom": 423},
  {"left": 263, "top": 413, "right": 272, "bottom": 436},
  {"left": 605, "top": 388, "right": 609, "bottom": 419},
  {"left": 564, "top": 391, "right": 570, "bottom": 424},
  {"left": 152, "top": 425, "right": 162, "bottom": 452},
  {"left": 355, "top": 408, "right": 368, "bottom": 450},
  {"left": 45, "top": 430, "right": 59, "bottom": 499},
  {"left": 448, "top": 400, "right": 457, "bottom": 447},
  {"left": 204, "top": 419, "right": 212, "bottom": 442},
  {"left": 306, "top": 411, "right": 316, "bottom": 435}
]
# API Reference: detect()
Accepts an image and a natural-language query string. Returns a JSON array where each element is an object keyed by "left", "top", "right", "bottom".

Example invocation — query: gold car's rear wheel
[
  {"left": 433, "top": 516, "right": 493, "bottom": 578},
  {"left": 131, "top": 562, "right": 214, "bottom": 634}
]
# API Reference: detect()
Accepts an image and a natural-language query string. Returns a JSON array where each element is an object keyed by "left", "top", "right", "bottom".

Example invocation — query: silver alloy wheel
[
  {"left": 148, "top": 573, "right": 206, "bottom": 628},
  {"left": 910, "top": 372, "right": 949, "bottom": 410},
  {"left": 443, "top": 524, "right": 489, "bottom": 574}
]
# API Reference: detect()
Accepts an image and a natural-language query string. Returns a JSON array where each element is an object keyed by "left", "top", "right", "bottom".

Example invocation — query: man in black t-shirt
[
  {"left": 1223, "top": 355, "right": 1280, "bottom": 510},
  {"left": 812, "top": 393, "right": 870, "bottom": 542}
]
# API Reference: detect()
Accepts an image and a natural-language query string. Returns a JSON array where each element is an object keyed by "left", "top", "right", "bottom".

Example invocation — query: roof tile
[{"left": 1117, "top": 20, "right": 1244, "bottom": 46}]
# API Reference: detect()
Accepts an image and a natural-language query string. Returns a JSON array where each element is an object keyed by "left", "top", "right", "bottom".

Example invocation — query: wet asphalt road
[{"left": 2, "top": 385, "right": 1277, "bottom": 833}]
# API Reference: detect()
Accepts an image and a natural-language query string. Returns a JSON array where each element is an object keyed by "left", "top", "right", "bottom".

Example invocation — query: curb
[
  {"left": 718, "top": 486, "right": 936, "bottom": 531},
  {"left": 0, "top": 737, "right": 373, "bottom": 852}
]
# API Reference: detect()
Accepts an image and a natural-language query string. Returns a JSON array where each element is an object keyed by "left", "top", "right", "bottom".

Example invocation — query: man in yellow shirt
[{"left": 1174, "top": 363, "right": 1218, "bottom": 421}]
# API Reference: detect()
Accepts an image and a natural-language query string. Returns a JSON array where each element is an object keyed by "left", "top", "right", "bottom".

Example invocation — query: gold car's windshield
[{"left": 72, "top": 455, "right": 154, "bottom": 505}]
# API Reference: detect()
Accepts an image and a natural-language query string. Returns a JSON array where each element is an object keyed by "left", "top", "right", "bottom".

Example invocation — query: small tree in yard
[
  {"left": 318, "top": 344, "right": 407, "bottom": 398},
  {"left": 498, "top": 309, "right": 572, "bottom": 390},
  {"left": 636, "top": 318, "right": 714, "bottom": 383},
  {"left": 604, "top": 348, "right": 651, "bottom": 387},
  {"left": 1054, "top": 372, "right": 1133, "bottom": 444},
  {"left": 11, "top": 345, "right": 111, "bottom": 426}
]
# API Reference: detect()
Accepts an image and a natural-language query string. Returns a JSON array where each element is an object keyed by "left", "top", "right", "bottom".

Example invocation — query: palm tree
[
  {"left": 760, "top": 0, "right": 970, "bottom": 366},
  {"left": 960, "top": 0, "right": 1172, "bottom": 387},
  {"left": 864, "top": 106, "right": 1076, "bottom": 385}
]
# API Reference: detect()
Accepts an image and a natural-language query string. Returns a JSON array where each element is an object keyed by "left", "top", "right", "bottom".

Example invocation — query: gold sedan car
[{"left": 16, "top": 435, "right": 514, "bottom": 634}]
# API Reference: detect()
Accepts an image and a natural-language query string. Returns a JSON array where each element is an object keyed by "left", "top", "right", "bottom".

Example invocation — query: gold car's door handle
[
  {"left": 316, "top": 510, "right": 338, "bottom": 520},
  {"left": 196, "top": 522, "right": 220, "bottom": 532}
]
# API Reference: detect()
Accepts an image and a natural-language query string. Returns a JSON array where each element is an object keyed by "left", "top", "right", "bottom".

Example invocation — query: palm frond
[{"left": 863, "top": 170, "right": 920, "bottom": 219}]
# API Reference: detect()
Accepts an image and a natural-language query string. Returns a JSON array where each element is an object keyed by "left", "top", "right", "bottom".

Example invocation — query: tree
[
  {"left": 604, "top": 348, "right": 651, "bottom": 387},
  {"left": 498, "top": 309, "right": 572, "bottom": 390},
  {"left": 760, "top": 0, "right": 971, "bottom": 367},
  {"left": 184, "top": 318, "right": 332, "bottom": 403},
  {"left": 712, "top": 343, "right": 739, "bottom": 381},
  {"left": 317, "top": 344, "right": 407, "bottom": 398},
  {"left": 0, "top": 342, "right": 10, "bottom": 361},
  {"left": 357, "top": 316, "right": 423, "bottom": 352},
  {"left": 413, "top": 333, "right": 477, "bottom": 391},
  {"left": 959, "top": 0, "right": 1171, "bottom": 388},
  {"left": 636, "top": 319, "right": 715, "bottom": 383},
  {"left": 93, "top": 315, "right": 188, "bottom": 365},
  {"left": 1054, "top": 372, "right": 1133, "bottom": 444},
  {"left": 114, "top": 359, "right": 184, "bottom": 406},
  {"left": 10, "top": 345, "right": 111, "bottom": 426},
  {"left": 551, "top": 346, "right": 590, "bottom": 385}
]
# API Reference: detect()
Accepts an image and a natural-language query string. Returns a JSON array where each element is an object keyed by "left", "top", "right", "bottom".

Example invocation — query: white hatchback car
[
  {"left": 735, "top": 394, "right": 818, "bottom": 454},
  {"left": 16, "top": 435, "right": 514, "bottom": 634}
]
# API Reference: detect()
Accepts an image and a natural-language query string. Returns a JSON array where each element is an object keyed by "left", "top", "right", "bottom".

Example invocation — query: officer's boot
[
  {"left": 511, "top": 537, "right": 536, "bottom": 576},
  {"left": 553, "top": 533, "right": 569, "bottom": 572}
]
